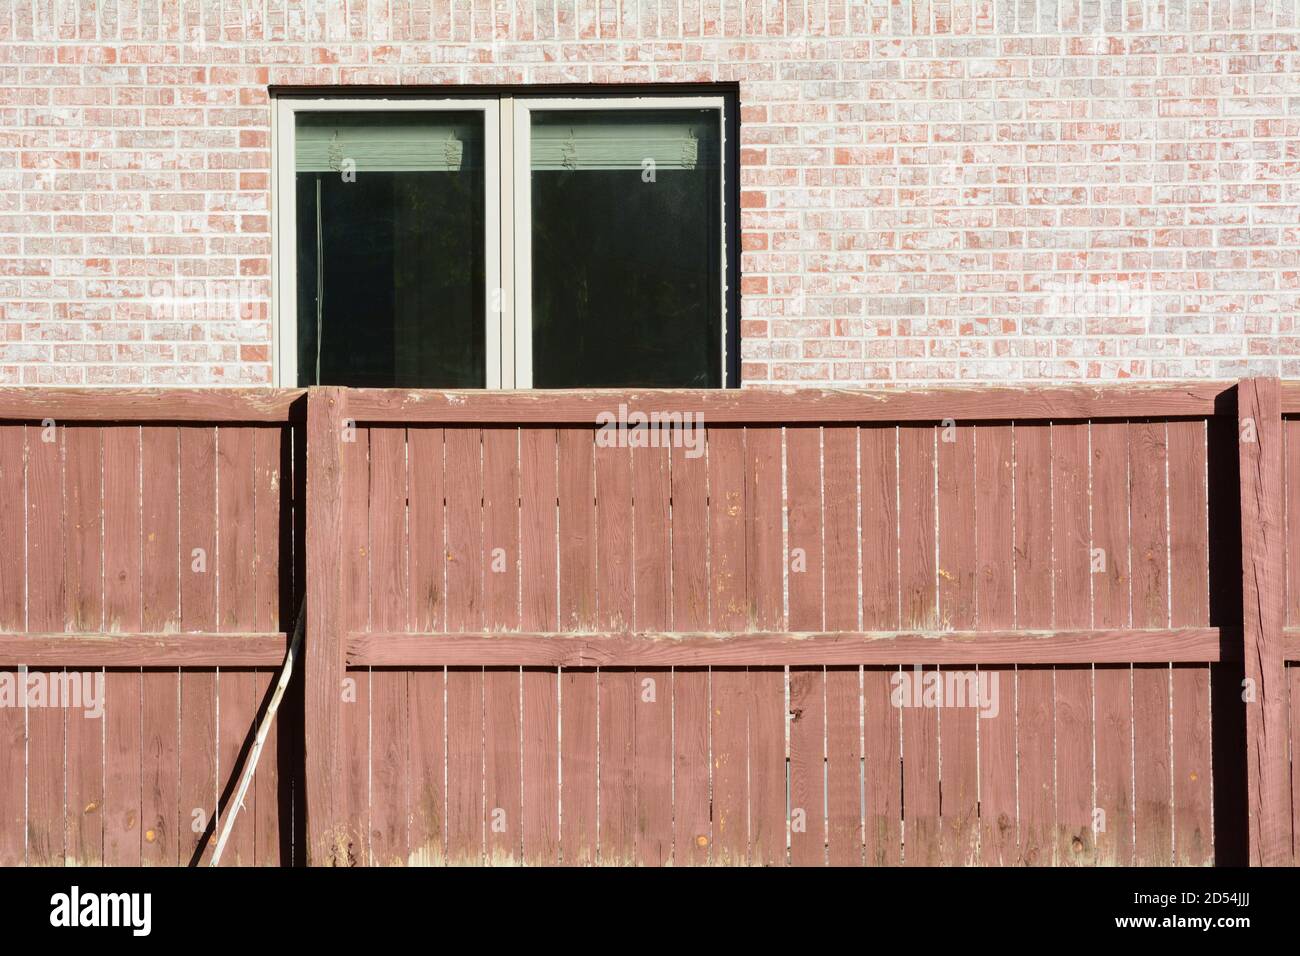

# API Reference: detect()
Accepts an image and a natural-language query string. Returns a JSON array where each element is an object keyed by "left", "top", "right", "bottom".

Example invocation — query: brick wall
[{"left": 1, "top": 1, "right": 1297, "bottom": 385}]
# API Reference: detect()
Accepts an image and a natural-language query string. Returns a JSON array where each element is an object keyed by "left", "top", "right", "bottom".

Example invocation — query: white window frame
[{"left": 273, "top": 93, "right": 728, "bottom": 389}]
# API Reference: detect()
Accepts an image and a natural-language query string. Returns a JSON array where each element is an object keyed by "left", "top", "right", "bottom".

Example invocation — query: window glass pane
[
  {"left": 295, "top": 111, "right": 485, "bottom": 388},
  {"left": 529, "top": 108, "right": 722, "bottom": 388}
]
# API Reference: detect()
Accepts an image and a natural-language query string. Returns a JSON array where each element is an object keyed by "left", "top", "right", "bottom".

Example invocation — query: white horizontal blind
[
  {"left": 530, "top": 111, "right": 718, "bottom": 171},
  {"left": 295, "top": 112, "right": 482, "bottom": 172}
]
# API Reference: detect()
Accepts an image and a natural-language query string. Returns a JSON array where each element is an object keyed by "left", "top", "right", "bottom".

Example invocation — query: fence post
[
  {"left": 1237, "top": 375, "right": 1289, "bottom": 865},
  {"left": 305, "top": 386, "right": 352, "bottom": 865}
]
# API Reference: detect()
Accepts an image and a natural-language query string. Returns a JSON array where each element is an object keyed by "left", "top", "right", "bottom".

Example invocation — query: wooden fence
[
  {"left": 1, "top": 380, "right": 1297, "bottom": 866},
  {"left": 0, "top": 390, "right": 303, "bottom": 866},
  {"left": 304, "top": 380, "right": 1279, "bottom": 867}
]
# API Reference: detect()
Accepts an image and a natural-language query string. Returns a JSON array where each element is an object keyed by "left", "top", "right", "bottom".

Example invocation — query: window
[{"left": 274, "top": 93, "right": 735, "bottom": 389}]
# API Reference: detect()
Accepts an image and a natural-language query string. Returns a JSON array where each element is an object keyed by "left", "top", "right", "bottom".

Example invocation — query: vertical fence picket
[
  {"left": 368, "top": 426, "right": 410, "bottom": 866},
  {"left": 1129, "top": 420, "right": 1173, "bottom": 865},
  {"left": 787, "top": 425, "right": 824, "bottom": 866},
  {"left": 938, "top": 423, "right": 978, "bottom": 867},
  {"left": 102, "top": 425, "right": 143, "bottom": 867},
  {"left": 1051, "top": 421, "right": 1095, "bottom": 866},
  {"left": 745, "top": 426, "right": 785, "bottom": 867},
  {"left": 632, "top": 440, "right": 672, "bottom": 867},
  {"left": 1090, "top": 421, "right": 1136, "bottom": 866},
  {"left": 0, "top": 425, "right": 25, "bottom": 866},
  {"left": 140, "top": 425, "right": 180, "bottom": 866},
  {"left": 445, "top": 426, "right": 483, "bottom": 866},
  {"left": 708, "top": 425, "right": 747, "bottom": 866},
  {"left": 595, "top": 435, "right": 636, "bottom": 866},
  {"left": 407, "top": 425, "right": 446, "bottom": 866},
  {"left": 670, "top": 439, "right": 711, "bottom": 866},
  {"left": 823, "top": 426, "right": 863, "bottom": 866},
  {"left": 1013, "top": 423, "right": 1053, "bottom": 866},
  {"left": 861, "top": 425, "right": 902, "bottom": 867},
  {"left": 483, "top": 427, "right": 522, "bottom": 866},
  {"left": 520, "top": 427, "right": 558, "bottom": 865},
  {"left": 975, "top": 423, "right": 1016, "bottom": 866},
  {"left": 557, "top": 427, "right": 597, "bottom": 866},
  {"left": 178, "top": 426, "right": 218, "bottom": 867},
  {"left": 63, "top": 425, "right": 104, "bottom": 866},
  {"left": 1168, "top": 419, "right": 1212, "bottom": 866},
  {"left": 215, "top": 425, "right": 258, "bottom": 867},
  {"left": 26, "top": 420, "right": 66, "bottom": 867},
  {"left": 251, "top": 426, "right": 285, "bottom": 866},
  {"left": 898, "top": 425, "right": 938, "bottom": 866}
]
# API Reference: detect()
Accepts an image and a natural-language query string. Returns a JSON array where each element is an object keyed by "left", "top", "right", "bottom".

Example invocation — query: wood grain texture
[
  {"left": 1238, "top": 377, "right": 1289, "bottom": 865},
  {"left": 1294, "top": 664, "right": 1300, "bottom": 863},
  {"left": 58, "top": 427, "right": 103, "bottom": 865},
  {"left": 632, "top": 443, "right": 672, "bottom": 866},
  {"left": 407, "top": 425, "right": 446, "bottom": 866},
  {"left": 519, "top": 430, "right": 558, "bottom": 865},
  {"left": 347, "top": 628, "right": 1227, "bottom": 668},
  {"left": 445, "top": 427, "right": 483, "bottom": 867},
  {"left": 1014, "top": 424, "right": 1053, "bottom": 866},
  {"left": 789, "top": 666, "right": 824, "bottom": 866},
  {"left": 975, "top": 424, "right": 1016, "bottom": 866},
  {"left": 0, "top": 426, "right": 21, "bottom": 866},
  {"left": 179, "top": 425, "right": 218, "bottom": 866},
  {"left": 367, "top": 426, "right": 410, "bottom": 866},
  {"left": 215, "top": 426, "right": 259, "bottom": 867},
  {"left": 938, "top": 424, "right": 978, "bottom": 867},
  {"left": 1051, "top": 422, "right": 1096, "bottom": 866},
  {"left": 557, "top": 428, "right": 597, "bottom": 866},
  {"left": 251, "top": 426, "right": 285, "bottom": 866},
  {"left": 595, "top": 438, "right": 635, "bottom": 865},
  {"left": 304, "top": 387, "right": 350, "bottom": 865},
  {"left": 521, "top": 669, "right": 558, "bottom": 865},
  {"left": 344, "top": 383, "right": 1230, "bottom": 425},
  {"left": 1168, "top": 418, "right": 1212, "bottom": 867},
  {"left": 670, "top": 436, "right": 711, "bottom": 866},
  {"left": 0, "top": 387, "right": 303, "bottom": 422},
  {"left": 102, "top": 425, "right": 142, "bottom": 866},
  {"left": 483, "top": 428, "right": 522, "bottom": 866},
  {"left": 1091, "top": 421, "right": 1135, "bottom": 866},
  {"left": 140, "top": 426, "right": 179, "bottom": 867},
  {"left": 787, "top": 426, "right": 824, "bottom": 866},
  {"left": 897, "top": 426, "right": 939, "bottom": 866},
  {"left": 408, "top": 666, "right": 445, "bottom": 867},
  {"left": 861, "top": 426, "right": 902, "bottom": 867},
  {"left": 743, "top": 428, "right": 785, "bottom": 867},
  {"left": 341, "top": 424, "right": 372, "bottom": 865},
  {"left": 1129, "top": 420, "right": 1173, "bottom": 866},
  {"left": 0, "top": 633, "right": 290, "bottom": 666},
  {"left": 26, "top": 423, "right": 66, "bottom": 867},
  {"left": 103, "top": 671, "right": 142, "bottom": 866},
  {"left": 709, "top": 427, "right": 748, "bottom": 865},
  {"left": 824, "top": 428, "right": 863, "bottom": 866}
]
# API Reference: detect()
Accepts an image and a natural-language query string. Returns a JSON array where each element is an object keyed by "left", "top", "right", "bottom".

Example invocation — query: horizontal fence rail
[
  {"left": 347, "top": 628, "right": 1230, "bottom": 668},
  {"left": 0, "top": 380, "right": 1295, "bottom": 867},
  {"left": 341, "top": 383, "right": 1233, "bottom": 423}
]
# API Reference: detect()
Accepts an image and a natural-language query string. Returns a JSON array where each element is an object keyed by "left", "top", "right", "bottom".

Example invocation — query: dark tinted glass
[
  {"left": 295, "top": 111, "right": 485, "bottom": 388},
  {"left": 530, "top": 109, "right": 722, "bottom": 388}
]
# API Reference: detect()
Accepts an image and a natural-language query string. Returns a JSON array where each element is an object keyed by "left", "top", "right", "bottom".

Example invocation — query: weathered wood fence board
[
  {"left": 4, "top": 380, "right": 1299, "bottom": 866},
  {"left": 1274, "top": 390, "right": 1300, "bottom": 868}
]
